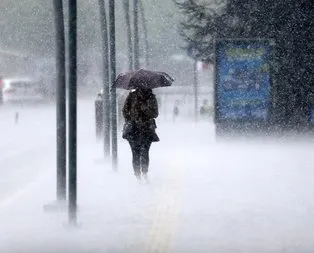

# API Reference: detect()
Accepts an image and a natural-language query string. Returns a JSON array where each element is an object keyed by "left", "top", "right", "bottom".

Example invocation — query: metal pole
[
  {"left": 68, "top": 0, "right": 77, "bottom": 225},
  {"left": 123, "top": 0, "right": 133, "bottom": 71},
  {"left": 133, "top": 0, "right": 140, "bottom": 70},
  {"left": 0, "top": 77, "right": 3, "bottom": 106},
  {"left": 53, "top": 0, "right": 67, "bottom": 201},
  {"left": 139, "top": 0, "right": 149, "bottom": 68},
  {"left": 98, "top": 0, "right": 111, "bottom": 157},
  {"left": 109, "top": 0, "right": 118, "bottom": 170},
  {"left": 193, "top": 59, "right": 199, "bottom": 122}
]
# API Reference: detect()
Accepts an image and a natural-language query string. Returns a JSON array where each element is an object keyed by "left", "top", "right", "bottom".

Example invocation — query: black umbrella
[{"left": 113, "top": 69, "right": 174, "bottom": 90}]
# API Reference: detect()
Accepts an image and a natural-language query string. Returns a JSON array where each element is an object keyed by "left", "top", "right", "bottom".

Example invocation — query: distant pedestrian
[
  {"left": 15, "top": 112, "right": 19, "bottom": 124},
  {"left": 200, "top": 99, "right": 212, "bottom": 118},
  {"left": 95, "top": 90, "right": 104, "bottom": 139},
  {"left": 122, "top": 88, "right": 159, "bottom": 181},
  {"left": 173, "top": 100, "right": 180, "bottom": 122}
]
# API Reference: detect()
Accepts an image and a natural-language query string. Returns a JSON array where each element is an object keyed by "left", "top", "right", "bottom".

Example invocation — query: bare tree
[
  {"left": 139, "top": 0, "right": 149, "bottom": 68},
  {"left": 123, "top": 0, "right": 133, "bottom": 71}
]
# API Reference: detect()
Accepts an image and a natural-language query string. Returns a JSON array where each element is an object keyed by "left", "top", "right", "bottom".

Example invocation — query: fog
[{"left": 0, "top": 100, "right": 312, "bottom": 252}]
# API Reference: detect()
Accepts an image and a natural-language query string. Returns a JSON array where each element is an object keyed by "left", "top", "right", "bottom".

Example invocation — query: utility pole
[
  {"left": 123, "top": 0, "right": 133, "bottom": 71},
  {"left": 109, "top": 0, "right": 118, "bottom": 170},
  {"left": 0, "top": 77, "right": 3, "bottom": 105},
  {"left": 98, "top": 0, "right": 111, "bottom": 157},
  {"left": 68, "top": 0, "right": 78, "bottom": 225},
  {"left": 133, "top": 0, "right": 140, "bottom": 70},
  {"left": 53, "top": 0, "right": 67, "bottom": 201},
  {"left": 193, "top": 59, "right": 199, "bottom": 122}
]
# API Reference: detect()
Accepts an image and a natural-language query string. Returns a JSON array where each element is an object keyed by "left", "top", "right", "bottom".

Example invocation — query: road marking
[
  {"left": 144, "top": 155, "right": 188, "bottom": 253},
  {"left": 0, "top": 144, "right": 54, "bottom": 163},
  {"left": 0, "top": 172, "right": 50, "bottom": 212}
]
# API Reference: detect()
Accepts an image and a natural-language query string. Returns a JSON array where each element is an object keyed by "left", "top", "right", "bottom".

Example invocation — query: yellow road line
[{"left": 144, "top": 156, "right": 188, "bottom": 253}]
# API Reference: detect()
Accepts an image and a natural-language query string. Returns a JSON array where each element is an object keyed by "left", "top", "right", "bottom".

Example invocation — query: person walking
[
  {"left": 122, "top": 88, "right": 159, "bottom": 181},
  {"left": 200, "top": 99, "right": 212, "bottom": 118},
  {"left": 172, "top": 100, "right": 180, "bottom": 123}
]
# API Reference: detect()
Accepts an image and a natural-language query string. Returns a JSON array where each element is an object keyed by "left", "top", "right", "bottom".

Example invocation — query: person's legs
[
  {"left": 140, "top": 141, "right": 152, "bottom": 175},
  {"left": 128, "top": 140, "right": 141, "bottom": 177}
]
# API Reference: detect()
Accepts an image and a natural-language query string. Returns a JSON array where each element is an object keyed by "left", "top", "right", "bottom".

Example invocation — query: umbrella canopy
[{"left": 114, "top": 69, "right": 174, "bottom": 90}]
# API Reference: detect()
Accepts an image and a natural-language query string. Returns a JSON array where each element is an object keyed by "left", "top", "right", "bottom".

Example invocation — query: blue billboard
[{"left": 215, "top": 40, "right": 272, "bottom": 122}]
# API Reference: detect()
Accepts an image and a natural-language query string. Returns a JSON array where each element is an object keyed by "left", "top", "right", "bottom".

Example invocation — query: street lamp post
[
  {"left": 109, "top": 0, "right": 118, "bottom": 170},
  {"left": 68, "top": 0, "right": 78, "bottom": 225},
  {"left": 139, "top": 0, "right": 149, "bottom": 68},
  {"left": 193, "top": 59, "right": 199, "bottom": 122},
  {"left": 53, "top": 0, "right": 67, "bottom": 202},
  {"left": 98, "top": 0, "right": 111, "bottom": 157},
  {"left": 123, "top": 0, "right": 133, "bottom": 71},
  {"left": 133, "top": 0, "right": 140, "bottom": 70}
]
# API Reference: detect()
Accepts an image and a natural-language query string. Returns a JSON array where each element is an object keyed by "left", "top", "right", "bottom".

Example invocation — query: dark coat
[{"left": 122, "top": 89, "right": 159, "bottom": 142}]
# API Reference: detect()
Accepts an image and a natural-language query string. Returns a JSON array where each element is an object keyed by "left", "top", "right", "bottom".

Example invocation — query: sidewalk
[
  {"left": 0, "top": 119, "right": 314, "bottom": 253},
  {"left": 0, "top": 119, "right": 207, "bottom": 253}
]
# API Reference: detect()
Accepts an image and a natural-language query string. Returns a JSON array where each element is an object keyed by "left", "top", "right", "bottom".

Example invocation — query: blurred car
[{"left": 2, "top": 77, "right": 45, "bottom": 104}]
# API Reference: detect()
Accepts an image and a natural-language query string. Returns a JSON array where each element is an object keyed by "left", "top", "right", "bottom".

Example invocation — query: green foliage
[{"left": 175, "top": 0, "right": 314, "bottom": 125}]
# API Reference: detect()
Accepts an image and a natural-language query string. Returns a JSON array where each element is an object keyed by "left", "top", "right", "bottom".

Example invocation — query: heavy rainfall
[{"left": 0, "top": 0, "right": 313, "bottom": 252}]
